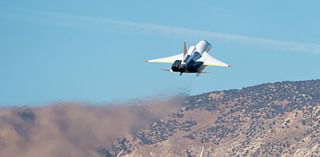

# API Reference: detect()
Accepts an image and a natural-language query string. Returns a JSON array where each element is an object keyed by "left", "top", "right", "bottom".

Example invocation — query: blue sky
[{"left": 1, "top": 1, "right": 319, "bottom": 105}]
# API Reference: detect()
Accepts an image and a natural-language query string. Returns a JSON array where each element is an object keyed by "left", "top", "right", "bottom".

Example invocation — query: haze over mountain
[
  {"left": 0, "top": 80, "right": 319, "bottom": 157},
  {"left": 0, "top": 98, "right": 183, "bottom": 157}
]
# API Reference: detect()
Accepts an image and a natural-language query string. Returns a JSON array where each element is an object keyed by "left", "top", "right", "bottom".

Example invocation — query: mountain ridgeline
[
  {"left": 109, "top": 80, "right": 320, "bottom": 157},
  {"left": 0, "top": 80, "right": 319, "bottom": 157}
]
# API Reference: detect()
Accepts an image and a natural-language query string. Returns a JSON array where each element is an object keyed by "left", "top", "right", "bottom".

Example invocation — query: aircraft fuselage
[{"left": 171, "top": 40, "right": 211, "bottom": 74}]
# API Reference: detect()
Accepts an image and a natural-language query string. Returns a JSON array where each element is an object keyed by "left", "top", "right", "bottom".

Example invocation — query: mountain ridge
[
  {"left": 0, "top": 80, "right": 319, "bottom": 157},
  {"left": 109, "top": 79, "right": 320, "bottom": 157}
]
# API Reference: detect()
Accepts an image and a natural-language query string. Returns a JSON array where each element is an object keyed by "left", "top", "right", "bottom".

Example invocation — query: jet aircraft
[{"left": 146, "top": 40, "right": 231, "bottom": 76}]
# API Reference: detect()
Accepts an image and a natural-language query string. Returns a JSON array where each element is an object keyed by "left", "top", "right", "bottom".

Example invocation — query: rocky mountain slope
[
  {"left": 0, "top": 80, "right": 319, "bottom": 157},
  {"left": 107, "top": 80, "right": 320, "bottom": 157}
]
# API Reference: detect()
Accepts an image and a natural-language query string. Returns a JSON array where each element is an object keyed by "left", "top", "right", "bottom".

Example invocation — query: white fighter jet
[{"left": 146, "top": 40, "right": 231, "bottom": 76}]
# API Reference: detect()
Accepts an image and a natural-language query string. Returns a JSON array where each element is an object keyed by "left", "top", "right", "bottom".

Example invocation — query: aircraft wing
[
  {"left": 202, "top": 52, "right": 230, "bottom": 67},
  {"left": 146, "top": 53, "right": 183, "bottom": 64}
]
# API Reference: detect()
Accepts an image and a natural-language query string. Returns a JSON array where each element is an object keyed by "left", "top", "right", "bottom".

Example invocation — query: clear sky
[{"left": 1, "top": 0, "right": 320, "bottom": 105}]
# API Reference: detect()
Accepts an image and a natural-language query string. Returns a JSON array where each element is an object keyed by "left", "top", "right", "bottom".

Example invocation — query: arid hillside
[
  {"left": 119, "top": 80, "right": 320, "bottom": 157},
  {"left": 1, "top": 80, "right": 320, "bottom": 157}
]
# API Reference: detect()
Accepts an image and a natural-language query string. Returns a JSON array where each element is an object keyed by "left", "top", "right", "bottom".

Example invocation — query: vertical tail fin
[
  {"left": 183, "top": 41, "right": 187, "bottom": 57},
  {"left": 182, "top": 41, "right": 188, "bottom": 65}
]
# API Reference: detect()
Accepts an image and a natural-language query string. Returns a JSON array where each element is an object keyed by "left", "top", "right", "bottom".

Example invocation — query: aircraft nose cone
[
  {"left": 201, "top": 40, "right": 209, "bottom": 44},
  {"left": 196, "top": 40, "right": 212, "bottom": 52}
]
